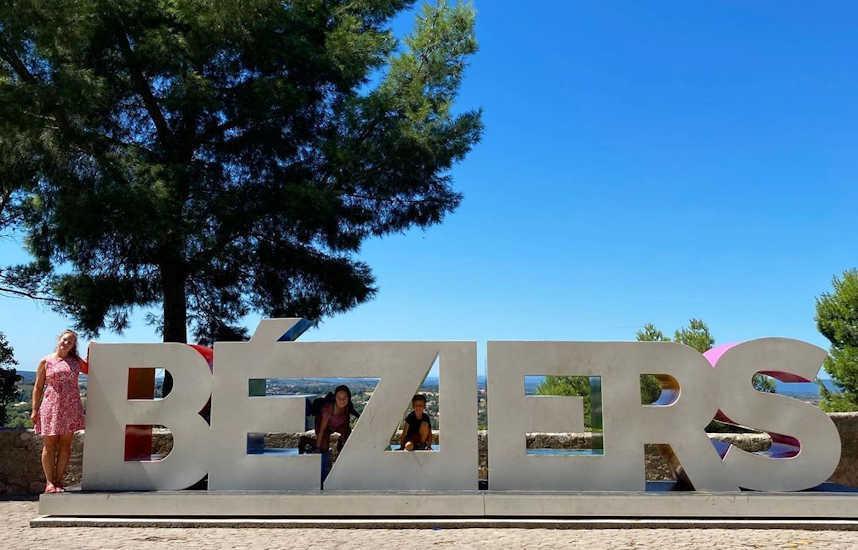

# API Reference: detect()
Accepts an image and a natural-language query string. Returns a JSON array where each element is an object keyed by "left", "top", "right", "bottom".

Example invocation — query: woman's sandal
[{"left": 44, "top": 482, "right": 57, "bottom": 494}]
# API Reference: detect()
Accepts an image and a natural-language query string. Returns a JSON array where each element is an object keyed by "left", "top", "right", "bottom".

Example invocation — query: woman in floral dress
[{"left": 31, "top": 330, "right": 87, "bottom": 493}]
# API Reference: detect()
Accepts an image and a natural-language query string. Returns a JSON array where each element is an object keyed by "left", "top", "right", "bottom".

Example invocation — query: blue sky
[{"left": 1, "top": 1, "right": 856, "bottom": 375}]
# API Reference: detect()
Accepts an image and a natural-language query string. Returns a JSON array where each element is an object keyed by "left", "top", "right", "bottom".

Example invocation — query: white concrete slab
[
  {"left": 38, "top": 491, "right": 858, "bottom": 519},
  {"left": 28, "top": 517, "right": 858, "bottom": 530},
  {"left": 483, "top": 491, "right": 858, "bottom": 518},
  {"left": 38, "top": 491, "right": 485, "bottom": 517}
]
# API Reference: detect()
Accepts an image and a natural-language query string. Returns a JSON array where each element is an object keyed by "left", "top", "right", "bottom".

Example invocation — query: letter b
[{"left": 82, "top": 344, "right": 212, "bottom": 490}]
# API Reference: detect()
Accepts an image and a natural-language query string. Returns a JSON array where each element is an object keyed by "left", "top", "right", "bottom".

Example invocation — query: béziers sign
[{"left": 81, "top": 319, "right": 841, "bottom": 493}]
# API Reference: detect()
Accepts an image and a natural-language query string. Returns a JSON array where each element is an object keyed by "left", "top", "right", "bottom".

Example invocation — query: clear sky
[{"left": 1, "top": 1, "right": 856, "bottom": 375}]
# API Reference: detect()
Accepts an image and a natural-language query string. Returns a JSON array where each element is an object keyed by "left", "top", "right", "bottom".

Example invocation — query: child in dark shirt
[{"left": 399, "top": 394, "right": 433, "bottom": 451}]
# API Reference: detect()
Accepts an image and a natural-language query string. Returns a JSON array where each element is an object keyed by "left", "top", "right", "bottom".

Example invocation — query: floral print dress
[{"left": 35, "top": 355, "right": 86, "bottom": 436}]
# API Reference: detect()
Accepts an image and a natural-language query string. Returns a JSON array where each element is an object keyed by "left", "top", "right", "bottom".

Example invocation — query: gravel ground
[{"left": 6, "top": 500, "right": 858, "bottom": 549}]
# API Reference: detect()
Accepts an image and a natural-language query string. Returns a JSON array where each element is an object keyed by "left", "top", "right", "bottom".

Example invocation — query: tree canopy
[
  {"left": 636, "top": 323, "right": 667, "bottom": 343},
  {"left": 536, "top": 375, "right": 596, "bottom": 428},
  {"left": 0, "top": 332, "right": 20, "bottom": 426},
  {"left": 0, "top": 0, "right": 482, "bottom": 343},
  {"left": 672, "top": 318, "right": 714, "bottom": 353},
  {"left": 653, "top": 318, "right": 775, "bottom": 394},
  {"left": 635, "top": 323, "right": 668, "bottom": 404},
  {"left": 536, "top": 318, "right": 776, "bottom": 420},
  {"left": 816, "top": 269, "right": 858, "bottom": 411}
]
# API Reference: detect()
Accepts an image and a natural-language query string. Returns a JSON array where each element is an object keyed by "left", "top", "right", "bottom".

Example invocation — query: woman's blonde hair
[{"left": 56, "top": 329, "right": 80, "bottom": 359}]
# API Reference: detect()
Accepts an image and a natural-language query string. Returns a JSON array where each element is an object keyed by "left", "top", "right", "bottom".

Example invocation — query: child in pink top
[{"left": 314, "top": 385, "right": 359, "bottom": 453}]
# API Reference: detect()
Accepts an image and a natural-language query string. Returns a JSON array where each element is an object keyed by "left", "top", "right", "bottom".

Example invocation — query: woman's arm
[
  {"left": 399, "top": 420, "right": 408, "bottom": 449},
  {"left": 30, "top": 360, "right": 47, "bottom": 423},
  {"left": 81, "top": 343, "right": 90, "bottom": 374},
  {"left": 316, "top": 411, "right": 330, "bottom": 450}
]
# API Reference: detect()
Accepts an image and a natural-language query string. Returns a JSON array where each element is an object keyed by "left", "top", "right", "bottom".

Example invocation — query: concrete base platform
[
  {"left": 36, "top": 490, "right": 858, "bottom": 524},
  {"left": 29, "top": 516, "right": 858, "bottom": 530}
]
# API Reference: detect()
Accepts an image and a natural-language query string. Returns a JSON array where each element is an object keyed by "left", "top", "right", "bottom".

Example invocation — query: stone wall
[
  {"left": 3, "top": 412, "right": 857, "bottom": 494},
  {"left": 829, "top": 413, "right": 858, "bottom": 487},
  {"left": 0, "top": 430, "right": 173, "bottom": 495},
  {"left": 0, "top": 431, "right": 84, "bottom": 494}
]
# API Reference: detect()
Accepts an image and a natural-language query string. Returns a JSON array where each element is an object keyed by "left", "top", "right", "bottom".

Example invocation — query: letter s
[{"left": 713, "top": 338, "right": 840, "bottom": 491}]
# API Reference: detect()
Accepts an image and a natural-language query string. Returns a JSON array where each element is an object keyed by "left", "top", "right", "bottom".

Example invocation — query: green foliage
[
  {"left": 537, "top": 320, "right": 719, "bottom": 411},
  {"left": 0, "top": 331, "right": 21, "bottom": 425},
  {"left": 0, "top": 331, "right": 14, "bottom": 367},
  {"left": 816, "top": 269, "right": 858, "bottom": 411},
  {"left": 636, "top": 323, "right": 668, "bottom": 343},
  {"left": 753, "top": 374, "right": 776, "bottom": 393},
  {"left": 673, "top": 318, "right": 714, "bottom": 353},
  {"left": 652, "top": 319, "right": 775, "bottom": 393},
  {"left": 818, "top": 379, "right": 858, "bottom": 412},
  {"left": 818, "top": 382, "right": 858, "bottom": 412},
  {"left": 0, "top": 0, "right": 482, "bottom": 343},
  {"left": 4, "top": 402, "right": 31, "bottom": 428},
  {"left": 536, "top": 376, "right": 593, "bottom": 428},
  {"left": 635, "top": 323, "right": 669, "bottom": 404},
  {"left": 637, "top": 374, "right": 662, "bottom": 404},
  {"left": 537, "top": 318, "right": 779, "bottom": 423}
]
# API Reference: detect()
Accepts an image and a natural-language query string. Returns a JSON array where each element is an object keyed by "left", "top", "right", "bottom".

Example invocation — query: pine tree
[
  {"left": 816, "top": 269, "right": 858, "bottom": 411},
  {"left": 0, "top": 332, "right": 20, "bottom": 426},
  {"left": 635, "top": 323, "right": 668, "bottom": 404},
  {"left": 0, "top": 0, "right": 482, "bottom": 342}
]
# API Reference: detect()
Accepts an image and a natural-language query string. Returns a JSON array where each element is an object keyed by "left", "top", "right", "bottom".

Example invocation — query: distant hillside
[
  {"left": 775, "top": 379, "right": 838, "bottom": 398},
  {"left": 15, "top": 370, "right": 36, "bottom": 385},
  {"left": 487, "top": 375, "right": 841, "bottom": 401},
  {"left": 12, "top": 371, "right": 842, "bottom": 399}
]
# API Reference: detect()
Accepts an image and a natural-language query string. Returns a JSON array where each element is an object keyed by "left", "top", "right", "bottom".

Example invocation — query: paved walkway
[{"left": 5, "top": 500, "right": 858, "bottom": 549}]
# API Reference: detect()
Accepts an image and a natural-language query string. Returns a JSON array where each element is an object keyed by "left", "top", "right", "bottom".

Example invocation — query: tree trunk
[{"left": 161, "top": 262, "right": 188, "bottom": 343}]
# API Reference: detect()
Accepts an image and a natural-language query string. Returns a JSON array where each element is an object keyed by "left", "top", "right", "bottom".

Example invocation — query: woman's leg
[
  {"left": 418, "top": 421, "right": 431, "bottom": 448},
  {"left": 41, "top": 436, "right": 58, "bottom": 492},
  {"left": 336, "top": 428, "right": 350, "bottom": 453},
  {"left": 316, "top": 431, "right": 330, "bottom": 453},
  {"left": 321, "top": 450, "right": 332, "bottom": 487},
  {"left": 405, "top": 421, "right": 432, "bottom": 451},
  {"left": 55, "top": 433, "right": 75, "bottom": 489},
  {"left": 314, "top": 417, "right": 329, "bottom": 452}
]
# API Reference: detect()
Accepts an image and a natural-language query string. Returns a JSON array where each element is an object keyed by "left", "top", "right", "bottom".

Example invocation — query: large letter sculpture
[
  {"left": 487, "top": 338, "right": 839, "bottom": 491},
  {"left": 80, "top": 321, "right": 839, "bottom": 493},
  {"left": 487, "top": 341, "right": 729, "bottom": 491},
  {"left": 208, "top": 319, "right": 478, "bottom": 491},
  {"left": 712, "top": 338, "right": 841, "bottom": 491},
  {"left": 82, "top": 344, "right": 213, "bottom": 490}
]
